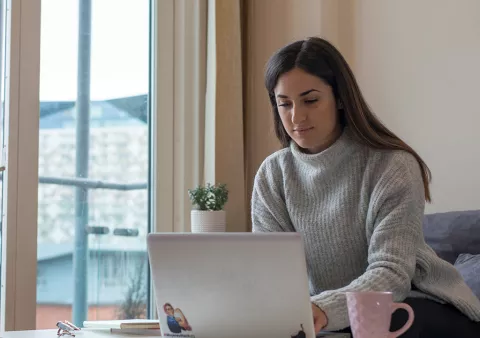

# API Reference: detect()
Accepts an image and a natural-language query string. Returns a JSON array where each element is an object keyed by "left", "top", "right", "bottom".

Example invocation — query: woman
[
  {"left": 164, "top": 303, "right": 182, "bottom": 333},
  {"left": 251, "top": 37, "right": 480, "bottom": 337},
  {"left": 163, "top": 303, "right": 192, "bottom": 333}
]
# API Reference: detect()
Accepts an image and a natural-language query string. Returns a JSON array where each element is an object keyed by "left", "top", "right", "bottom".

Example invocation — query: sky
[{"left": 40, "top": 0, "right": 150, "bottom": 101}]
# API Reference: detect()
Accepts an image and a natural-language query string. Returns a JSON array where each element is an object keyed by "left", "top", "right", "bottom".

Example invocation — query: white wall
[
  {"left": 245, "top": 0, "right": 480, "bottom": 216},
  {"left": 354, "top": 0, "right": 480, "bottom": 213}
]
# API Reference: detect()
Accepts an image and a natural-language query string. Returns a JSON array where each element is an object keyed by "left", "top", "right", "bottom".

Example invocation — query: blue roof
[{"left": 37, "top": 241, "right": 147, "bottom": 261}]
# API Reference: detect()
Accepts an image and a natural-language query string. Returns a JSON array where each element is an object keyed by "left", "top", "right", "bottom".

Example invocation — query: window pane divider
[{"left": 1, "top": 0, "right": 41, "bottom": 331}]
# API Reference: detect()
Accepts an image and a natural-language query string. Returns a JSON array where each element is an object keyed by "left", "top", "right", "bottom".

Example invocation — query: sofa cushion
[
  {"left": 454, "top": 253, "right": 480, "bottom": 300},
  {"left": 423, "top": 210, "right": 480, "bottom": 264}
]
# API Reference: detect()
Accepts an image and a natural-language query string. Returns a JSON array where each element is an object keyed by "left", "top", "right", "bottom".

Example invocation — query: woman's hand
[{"left": 311, "top": 303, "right": 328, "bottom": 333}]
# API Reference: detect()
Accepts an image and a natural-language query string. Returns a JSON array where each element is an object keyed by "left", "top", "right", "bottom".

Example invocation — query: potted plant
[{"left": 188, "top": 183, "right": 228, "bottom": 233}]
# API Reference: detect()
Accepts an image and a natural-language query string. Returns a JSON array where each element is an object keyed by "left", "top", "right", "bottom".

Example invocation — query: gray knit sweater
[{"left": 251, "top": 128, "right": 480, "bottom": 331}]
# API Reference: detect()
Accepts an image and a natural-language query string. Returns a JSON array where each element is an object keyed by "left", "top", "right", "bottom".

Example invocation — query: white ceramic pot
[{"left": 190, "top": 210, "right": 226, "bottom": 233}]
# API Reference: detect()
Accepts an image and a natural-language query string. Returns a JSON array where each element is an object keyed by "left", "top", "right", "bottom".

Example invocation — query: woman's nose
[{"left": 291, "top": 106, "right": 307, "bottom": 124}]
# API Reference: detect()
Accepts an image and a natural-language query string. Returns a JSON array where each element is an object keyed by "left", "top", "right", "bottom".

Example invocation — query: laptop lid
[{"left": 147, "top": 232, "right": 316, "bottom": 338}]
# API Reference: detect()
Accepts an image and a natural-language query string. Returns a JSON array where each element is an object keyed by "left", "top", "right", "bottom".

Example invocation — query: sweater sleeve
[
  {"left": 251, "top": 160, "right": 295, "bottom": 233},
  {"left": 311, "top": 153, "right": 426, "bottom": 331}
]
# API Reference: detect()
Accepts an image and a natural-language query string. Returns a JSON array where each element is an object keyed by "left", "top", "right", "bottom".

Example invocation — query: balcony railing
[{"left": 39, "top": 176, "right": 147, "bottom": 190}]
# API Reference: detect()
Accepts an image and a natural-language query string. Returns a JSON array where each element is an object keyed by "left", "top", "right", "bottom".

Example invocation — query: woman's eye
[
  {"left": 278, "top": 102, "right": 291, "bottom": 107},
  {"left": 305, "top": 99, "right": 318, "bottom": 104}
]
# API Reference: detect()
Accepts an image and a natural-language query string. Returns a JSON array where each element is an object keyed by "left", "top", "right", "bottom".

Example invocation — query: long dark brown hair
[{"left": 264, "top": 37, "right": 432, "bottom": 202}]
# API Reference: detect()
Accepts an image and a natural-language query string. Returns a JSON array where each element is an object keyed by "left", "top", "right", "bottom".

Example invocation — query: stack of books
[{"left": 82, "top": 319, "right": 161, "bottom": 336}]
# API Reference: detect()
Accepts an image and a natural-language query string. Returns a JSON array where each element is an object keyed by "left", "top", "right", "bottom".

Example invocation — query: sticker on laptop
[
  {"left": 162, "top": 302, "right": 195, "bottom": 338},
  {"left": 291, "top": 324, "right": 306, "bottom": 338}
]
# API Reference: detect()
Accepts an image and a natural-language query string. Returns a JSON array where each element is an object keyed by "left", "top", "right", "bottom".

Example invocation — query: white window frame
[
  {"left": 1, "top": 0, "right": 41, "bottom": 331},
  {"left": 0, "top": 0, "right": 175, "bottom": 330},
  {"left": 152, "top": 0, "right": 174, "bottom": 234}
]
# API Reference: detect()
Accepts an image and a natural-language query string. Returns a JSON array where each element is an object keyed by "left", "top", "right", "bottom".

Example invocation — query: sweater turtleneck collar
[{"left": 290, "top": 127, "right": 357, "bottom": 169}]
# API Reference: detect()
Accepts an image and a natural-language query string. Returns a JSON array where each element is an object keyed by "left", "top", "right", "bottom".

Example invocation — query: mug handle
[{"left": 389, "top": 303, "right": 415, "bottom": 338}]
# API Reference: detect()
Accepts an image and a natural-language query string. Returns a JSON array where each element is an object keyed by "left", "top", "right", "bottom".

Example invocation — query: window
[
  {"left": 35, "top": 0, "right": 151, "bottom": 328},
  {"left": 1, "top": 0, "right": 176, "bottom": 331}
]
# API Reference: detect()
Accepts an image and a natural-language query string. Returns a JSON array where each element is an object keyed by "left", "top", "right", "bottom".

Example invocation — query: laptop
[{"left": 147, "top": 232, "right": 350, "bottom": 338}]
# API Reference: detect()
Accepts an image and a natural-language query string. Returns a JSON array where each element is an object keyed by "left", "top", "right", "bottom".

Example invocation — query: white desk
[
  {"left": 1, "top": 330, "right": 162, "bottom": 338},
  {"left": 2, "top": 329, "right": 351, "bottom": 338}
]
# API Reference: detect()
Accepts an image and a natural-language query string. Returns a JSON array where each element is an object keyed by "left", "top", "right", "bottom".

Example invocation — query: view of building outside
[{"left": 36, "top": 100, "right": 149, "bottom": 328}]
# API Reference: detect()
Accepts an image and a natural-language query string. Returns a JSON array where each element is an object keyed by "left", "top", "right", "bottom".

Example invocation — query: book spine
[{"left": 111, "top": 328, "right": 162, "bottom": 336}]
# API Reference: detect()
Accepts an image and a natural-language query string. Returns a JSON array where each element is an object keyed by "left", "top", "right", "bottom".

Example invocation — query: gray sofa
[{"left": 423, "top": 209, "right": 480, "bottom": 299}]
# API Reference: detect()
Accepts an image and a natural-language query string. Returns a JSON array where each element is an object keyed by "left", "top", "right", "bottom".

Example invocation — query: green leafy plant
[{"left": 188, "top": 183, "right": 228, "bottom": 211}]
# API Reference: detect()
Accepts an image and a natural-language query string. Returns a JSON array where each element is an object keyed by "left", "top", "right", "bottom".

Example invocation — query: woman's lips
[{"left": 294, "top": 126, "right": 314, "bottom": 134}]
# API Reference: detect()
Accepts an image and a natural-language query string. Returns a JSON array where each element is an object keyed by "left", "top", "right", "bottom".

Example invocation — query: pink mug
[{"left": 346, "top": 291, "right": 414, "bottom": 338}]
